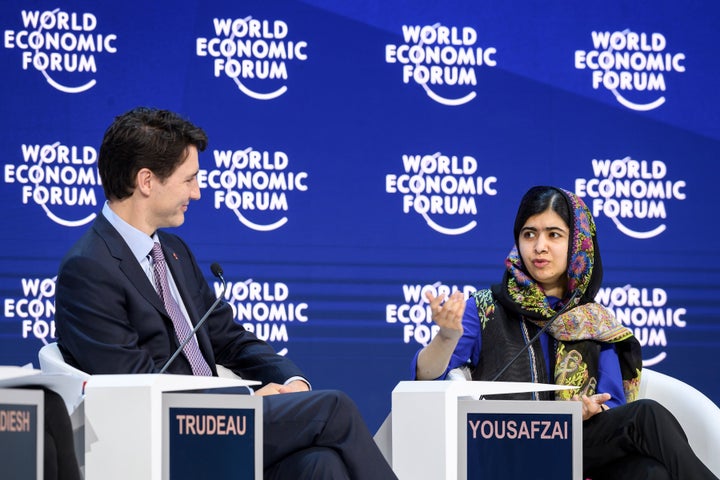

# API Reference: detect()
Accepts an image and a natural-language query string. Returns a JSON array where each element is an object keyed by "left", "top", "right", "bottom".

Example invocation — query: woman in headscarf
[{"left": 413, "top": 186, "right": 717, "bottom": 480}]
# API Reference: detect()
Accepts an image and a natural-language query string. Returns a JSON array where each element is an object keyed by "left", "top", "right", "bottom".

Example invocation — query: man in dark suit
[{"left": 54, "top": 107, "right": 397, "bottom": 479}]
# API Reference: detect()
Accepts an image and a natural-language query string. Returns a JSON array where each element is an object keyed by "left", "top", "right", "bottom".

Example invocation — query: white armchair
[
  {"left": 638, "top": 368, "right": 720, "bottom": 476},
  {"left": 38, "top": 341, "right": 243, "bottom": 411},
  {"left": 38, "top": 342, "right": 90, "bottom": 378},
  {"left": 38, "top": 342, "right": 89, "bottom": 414}
]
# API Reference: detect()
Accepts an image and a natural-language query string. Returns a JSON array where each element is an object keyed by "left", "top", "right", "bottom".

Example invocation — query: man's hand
[
  {"left": 255, "top": 379, "right": 310, "bottom": 397},
  {"left": 278, "top": 379, "right": 310, "bottom": 394}
]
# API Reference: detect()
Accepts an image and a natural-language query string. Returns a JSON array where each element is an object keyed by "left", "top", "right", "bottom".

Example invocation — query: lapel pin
[{"left": 172, "top": 252, "right": 178, "bottom": 260}]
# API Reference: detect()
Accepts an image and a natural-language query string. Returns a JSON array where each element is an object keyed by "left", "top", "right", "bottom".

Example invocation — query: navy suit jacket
[{"left": 55, "top": 213, "right": 304, "bottom": 385}]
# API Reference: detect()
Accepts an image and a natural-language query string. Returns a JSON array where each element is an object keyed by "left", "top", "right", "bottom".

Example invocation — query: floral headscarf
[{"left": 495, "top": 187, "right": 642, "bottom": 401}]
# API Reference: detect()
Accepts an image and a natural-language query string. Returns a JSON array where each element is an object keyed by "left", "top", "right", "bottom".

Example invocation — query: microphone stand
[
  {"left": 488, "top": 290, "right": 581, "bottom": 383},
  {"left": 159, "top": 263, "right": 228, "bottom": 374}
]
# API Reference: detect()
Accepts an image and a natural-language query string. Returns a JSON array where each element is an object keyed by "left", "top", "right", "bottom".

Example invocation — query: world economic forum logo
[
  {"left": 4, "top": 142, "right": 101, "bottom": 227},
  {"left": 597, "top": 284, "right": 686, "bottom": 367},
  {"left": 575, "top": 157, "right": 686, "bottom": 239},
  {"left": 4, "top": 8, "right": 118, "bottom": 93},
  {"left": 198, "top": 146, "right": 309, "bottom": 232},
  {"left": 5, "top": 276, "right": 58, "bottom": 343},
  {"left": 213, "top": 277, "right": 308, "bottom": 356},
  {"left": 574, "top": 29, "right": 685, "bottom": 111},
  {"left": 196, "top": 16, "right": 308, "bottom": 100},
  {"left": 385, "top": 24, "right": 497, "bottom": 106},
  {"left": 385, "top": 152, "right": 497, "bottom": 235}
]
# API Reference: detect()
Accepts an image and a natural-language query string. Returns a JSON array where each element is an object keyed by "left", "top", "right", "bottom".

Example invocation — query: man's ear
[{"left": 136, "top": 168, "right": 154, "bottom": 196}]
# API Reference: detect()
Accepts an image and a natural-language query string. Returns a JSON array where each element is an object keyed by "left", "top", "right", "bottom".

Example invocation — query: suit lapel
[
  {"left": 95, "top": 214, "right": 215, "bottom": 369},
  {"left": 93, "top": 215, "right": 167, "bottom": 316}
]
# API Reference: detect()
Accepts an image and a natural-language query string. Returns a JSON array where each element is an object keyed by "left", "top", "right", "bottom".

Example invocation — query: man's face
[{"left": 148, "top": 146, "right": 201, "bottom": 230}]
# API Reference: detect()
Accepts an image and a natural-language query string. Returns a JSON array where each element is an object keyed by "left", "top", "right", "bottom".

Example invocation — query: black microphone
[
  {"left": 159, "top": 263, "right": 228, "bottom": 374},
  {"left": 488, "top": 290, "right": 581, "bottom": 383}
]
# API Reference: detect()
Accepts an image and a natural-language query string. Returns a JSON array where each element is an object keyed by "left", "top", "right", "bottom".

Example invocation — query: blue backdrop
[{"left": 1, "top": 0, "right": 718, "bottom": 432}]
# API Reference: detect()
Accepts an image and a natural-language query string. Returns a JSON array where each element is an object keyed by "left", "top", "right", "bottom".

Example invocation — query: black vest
[{"left": 469, "top": 289, "right": 554, "bottom": 401}]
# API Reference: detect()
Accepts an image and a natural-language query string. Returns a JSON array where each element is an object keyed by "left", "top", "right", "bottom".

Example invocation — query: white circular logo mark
[
  {"left": 385, "top": 24, "right": 497, "bottom": 106},
  {"left": 196, "top": 16, "right": 309, "bottom": 100},
  {"left": 574, "top": 29, "right": 686, "bottom": 111},
  {"left": 386, "top": 152, "right": 498, "bottom": 235},
  {"left": 4, "top": 8, "right": 118, "bottom": 93},
  {"left": 199, "top": 147, "right": 309, "bottom": 232},
  {"left": 575, "top": 157, "right": 686, "bottom": 239}
]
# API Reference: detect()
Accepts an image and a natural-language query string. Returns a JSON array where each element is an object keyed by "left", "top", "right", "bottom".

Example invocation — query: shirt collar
[{"left": 102, "top": 202, "right": 158, "bottom": 262}]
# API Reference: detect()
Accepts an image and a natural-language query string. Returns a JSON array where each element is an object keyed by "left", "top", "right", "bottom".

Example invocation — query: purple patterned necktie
[{"left": 151, "top": 242, "right": 212, "bottom": 376}]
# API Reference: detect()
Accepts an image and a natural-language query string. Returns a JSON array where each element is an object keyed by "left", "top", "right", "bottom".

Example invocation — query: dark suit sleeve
[
  {"left": 55, "top": 253, "right": 161, "bottom": 374},
  {"left": 167, "top": 235, "right": 306, "bottom": 386}
]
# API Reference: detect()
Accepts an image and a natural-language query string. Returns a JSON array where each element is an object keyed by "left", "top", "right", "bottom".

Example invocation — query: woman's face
[{"left": 518, "top": 208, "right": 570, "bottom": 298}]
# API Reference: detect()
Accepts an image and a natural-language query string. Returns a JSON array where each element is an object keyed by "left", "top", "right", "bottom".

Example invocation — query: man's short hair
[{"left": 98, "top": 107, "right": 208, "bottom": 200}]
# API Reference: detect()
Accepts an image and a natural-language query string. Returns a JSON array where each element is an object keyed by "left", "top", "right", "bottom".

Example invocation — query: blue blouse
[{"left": 411, "top": 296, "right": 628, "bottom": 408}]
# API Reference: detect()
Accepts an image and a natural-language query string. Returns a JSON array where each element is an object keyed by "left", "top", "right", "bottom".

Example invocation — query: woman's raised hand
[{"left": 426, "top": 290, "right": 465, "bottom": 340}]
